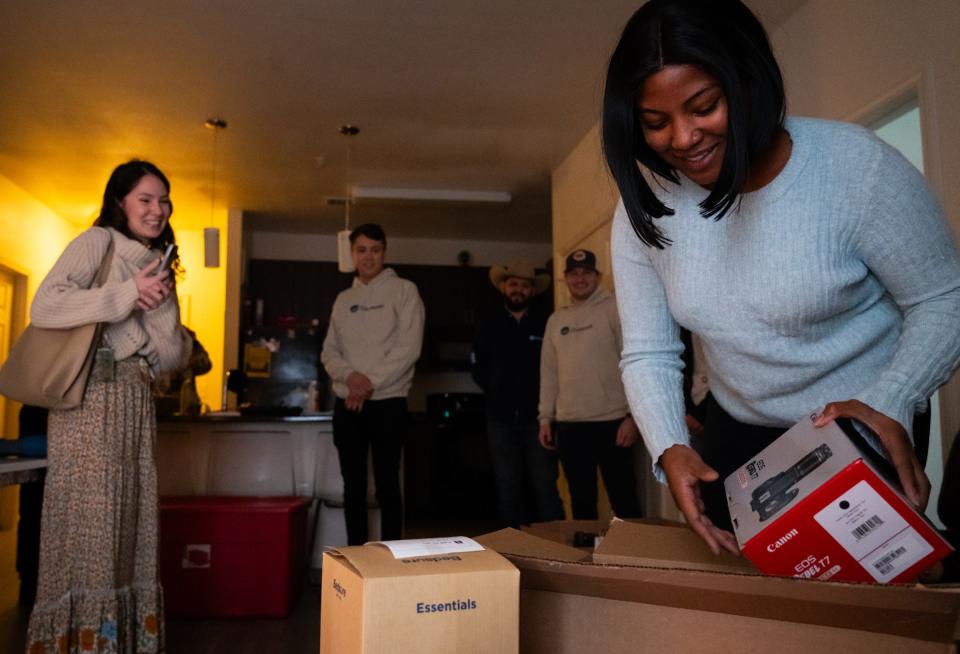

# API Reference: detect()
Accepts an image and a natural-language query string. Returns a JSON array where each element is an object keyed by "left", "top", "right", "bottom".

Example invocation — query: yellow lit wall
[
  {"left": 173, "top": 220, "right": 228, "bottom": 411},
  {"left": 0, "top": 174, "right": 81, "bottom": 304}
]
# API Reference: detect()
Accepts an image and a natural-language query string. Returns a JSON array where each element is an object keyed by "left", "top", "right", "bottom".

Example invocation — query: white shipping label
[
  {"left": 863, "top": 530, "right": 932, "bottom": 583},
  {"left": 376, "top": 536, "right": 485, "bottom": 559},
  {"left": 814, "top": 480, "right": 931, "bottom": 582}
]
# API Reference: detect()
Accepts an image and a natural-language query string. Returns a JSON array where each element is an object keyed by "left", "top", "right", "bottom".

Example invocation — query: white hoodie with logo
[
  {"left": 322, "top": 268, "right": 425, "bottom": 400},
  {"left": 538, "top": 286, "right": 629, "bottom": 423}
]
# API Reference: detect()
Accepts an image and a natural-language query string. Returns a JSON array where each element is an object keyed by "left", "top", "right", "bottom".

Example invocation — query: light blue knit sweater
[{"left": 611, "top": 117, "right": 960, "bottom": 472}]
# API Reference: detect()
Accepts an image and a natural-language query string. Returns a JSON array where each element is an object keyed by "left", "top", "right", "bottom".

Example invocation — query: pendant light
[
  {"left": 337, "top": 124, "right": 359, "bottom": 273},
  {"left": 204, "top": 117, "right": 227, "bottom": 268}
]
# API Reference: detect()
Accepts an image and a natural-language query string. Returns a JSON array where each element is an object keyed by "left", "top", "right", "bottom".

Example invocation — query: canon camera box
[
  {"left": 320, "top": 536, "right": 519, "bottom": 653},
  {"left": 724, "top": 416, "right": 952, "bottom": 583}
]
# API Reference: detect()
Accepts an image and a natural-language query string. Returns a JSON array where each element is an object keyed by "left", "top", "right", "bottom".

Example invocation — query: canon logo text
[{"left": 766, "top": 528, "right": 799, "bottom": 553}]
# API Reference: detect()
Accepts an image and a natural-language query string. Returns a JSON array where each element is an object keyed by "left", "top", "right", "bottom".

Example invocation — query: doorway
[
  {"left": 0, "top": 268, "right": 13, "bottom": 440},
  {"left": 0, "top": 265, "right": 19, "bottom": 610},
  {"left": 0, "top": 265, "right": 25, "bottom": 532}
]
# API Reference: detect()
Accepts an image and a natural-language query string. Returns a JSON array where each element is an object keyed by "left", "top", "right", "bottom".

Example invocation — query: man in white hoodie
[
  {"left": 322, "top": 224, "right": 425, "bottom": 545},
  {"left": 538, "top": 249, "right": 642, "bottom": 520}
]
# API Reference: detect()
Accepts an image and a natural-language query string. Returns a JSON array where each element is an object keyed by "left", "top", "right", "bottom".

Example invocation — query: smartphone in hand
[{"left": 151, "top": 243, "right": 177, "bottom": 276}]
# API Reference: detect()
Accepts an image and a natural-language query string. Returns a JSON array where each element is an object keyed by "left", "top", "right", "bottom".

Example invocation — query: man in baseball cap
[{"left": 538, "top": 249, "right": 642, "bottom": 520}]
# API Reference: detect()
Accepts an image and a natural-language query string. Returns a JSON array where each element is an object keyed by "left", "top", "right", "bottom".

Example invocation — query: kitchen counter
[
  {"left": 0, "top": 457, "right": 47, "bottom": 487},
  {"left": 157, "top": 414, "right": 338, "bottom": 498},
  {"left": 160, "top": 412, "right": 333, "bottom": 424}
]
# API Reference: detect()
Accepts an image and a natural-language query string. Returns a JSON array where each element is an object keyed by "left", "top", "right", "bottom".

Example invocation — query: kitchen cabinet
[{"left": 240, "top": 259, "right": 552, "bottom": 382}]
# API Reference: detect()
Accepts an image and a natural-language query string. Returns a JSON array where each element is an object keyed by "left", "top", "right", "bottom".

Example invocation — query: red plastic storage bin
[{"left": 160, "top": 496, "right": 311, "bottom": 617}]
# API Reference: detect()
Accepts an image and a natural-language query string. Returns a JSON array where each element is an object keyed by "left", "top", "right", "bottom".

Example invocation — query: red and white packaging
[{"left": 724, "top": 416, "right": 952, "bottom": 583}]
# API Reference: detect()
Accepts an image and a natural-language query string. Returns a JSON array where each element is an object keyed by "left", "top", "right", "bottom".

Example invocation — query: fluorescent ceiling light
[{"left": 351, "top": 186, "right": 511, "bottom": 204}]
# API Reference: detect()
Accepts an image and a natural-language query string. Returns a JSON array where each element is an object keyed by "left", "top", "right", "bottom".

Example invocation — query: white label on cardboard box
[
  {"left": 377, "top": 536, "right": 485, "bottom": 559},
  {"left": 863, "top": 530, "right": 933, "bottom": 582},
  {"left": 813, "top": 480, "right": 932, "bottom": 582}
]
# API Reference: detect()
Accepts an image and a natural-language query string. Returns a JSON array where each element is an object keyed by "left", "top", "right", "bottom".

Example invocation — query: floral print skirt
[{"left": 26, "top": 358, "right": 164, "bottom": 654}]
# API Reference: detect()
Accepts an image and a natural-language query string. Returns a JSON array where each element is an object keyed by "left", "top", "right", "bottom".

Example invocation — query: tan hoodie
[
  {"left": 322, "top": 267, "right": 424, "bottom": 400},
  {"left": 538, "top": 287, "right": 628, "bottom": 423}
]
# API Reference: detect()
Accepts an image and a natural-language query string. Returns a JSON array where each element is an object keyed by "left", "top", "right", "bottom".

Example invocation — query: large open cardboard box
[{"left": 476, "top": 523, "right": 960, "bottom": 653}]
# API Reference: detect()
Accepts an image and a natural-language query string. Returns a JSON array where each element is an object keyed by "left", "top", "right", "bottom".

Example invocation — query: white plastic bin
[
  {"left": 206, "top": 429, "right": 296, "bottom": 496},
  {"left": 310, "top": 500, "right": 381, "bottom": 568}
]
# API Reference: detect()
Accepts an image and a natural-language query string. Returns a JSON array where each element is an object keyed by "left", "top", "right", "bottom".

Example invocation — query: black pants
[
  {"left": 333, "top": 397, "right": 406, "bottom": 545},
  {"left": 693, "top": 395, "right": 932, "bottom": 532},
  {"left": 556, "top": 419, "right": 642, "bottom": 520},
  {"left": 486, "top": 418, "right": 565, "bottom": 528}
]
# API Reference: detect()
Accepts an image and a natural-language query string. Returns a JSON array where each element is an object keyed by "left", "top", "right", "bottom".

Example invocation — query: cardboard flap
[
  {"left": 595, "top": 519, "right": 758, "bottom": 575},
  {"left": 323, "top": 549, "right": 362, "bottom": 576},
  {"left": 475, "top": 528, "right": 591, "bottom": 563},
  {"left": 327, "top": 542, "right": 516, "bottom": 579},
  {"left": 521, "top": 519, "right": 610, "bottom": 547}
]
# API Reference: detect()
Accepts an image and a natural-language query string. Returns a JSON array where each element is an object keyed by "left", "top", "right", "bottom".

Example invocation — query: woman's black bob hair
[
  {"left": 93, "top": 159, "right": 181, "bottom": 268},
  {"left": 602, "top": 0, "right": 786, "bottom": 248}
]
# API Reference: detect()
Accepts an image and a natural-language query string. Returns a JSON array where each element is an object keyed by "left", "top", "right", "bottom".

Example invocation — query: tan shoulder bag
[{"left": 0, "top": 238, "right": 116, "bottom": 410}]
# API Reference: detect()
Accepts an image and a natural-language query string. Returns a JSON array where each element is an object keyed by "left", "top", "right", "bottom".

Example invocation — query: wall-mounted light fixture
[
  {"left": 337, "top": 124, "right": 359, "bottom": 274},
  {"left": 204, "top": 117, "right": 227, "bottom": 268}
]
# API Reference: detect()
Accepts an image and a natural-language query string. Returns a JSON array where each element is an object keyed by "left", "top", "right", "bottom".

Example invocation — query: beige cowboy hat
[{"left": 489, "top": 261, "right": 551, "bottom": 295}]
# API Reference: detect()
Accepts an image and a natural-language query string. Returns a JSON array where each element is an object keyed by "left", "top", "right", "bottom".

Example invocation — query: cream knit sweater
[{"left": 30, "top": 227, "right": 191, "bottom": 377}]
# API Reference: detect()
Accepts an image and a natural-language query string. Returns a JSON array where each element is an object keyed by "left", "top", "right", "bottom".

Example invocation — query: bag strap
[
  {"left": 92, "top": 236, "right": 116, "bottom": 289},
  {"left": 88, "top": 236, "right": 116, "bottom": 352}
]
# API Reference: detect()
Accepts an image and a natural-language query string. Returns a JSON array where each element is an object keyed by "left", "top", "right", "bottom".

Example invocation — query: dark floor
[
  {"left": 166, "top": 581, "right": 321, "bottom": 654},
  {"left": 0, "top": 576, "right": 321, "bottom": 654},
  {"left": 0, "top": 522, "right": 26, "bottom": 654},
  {"left": 0, "top": 516, "right": 500, "bottom": 653},
  {"left": 0, "top": 601, "right": 28, "bottom": 654}
]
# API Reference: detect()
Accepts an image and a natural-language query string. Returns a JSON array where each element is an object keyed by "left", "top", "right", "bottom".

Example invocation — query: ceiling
[{"left": 0, "top": 0, "right": 805, "bottom": 242}]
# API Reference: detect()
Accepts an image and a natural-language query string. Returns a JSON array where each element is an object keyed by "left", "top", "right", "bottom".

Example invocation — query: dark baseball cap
[{"left": 564, "top": 249, "right": 597, "bottom": 273}]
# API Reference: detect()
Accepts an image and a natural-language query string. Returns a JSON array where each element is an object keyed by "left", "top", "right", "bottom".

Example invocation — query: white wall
[{"left": 250, "top": 231, "right": 552, "bottom": 268}]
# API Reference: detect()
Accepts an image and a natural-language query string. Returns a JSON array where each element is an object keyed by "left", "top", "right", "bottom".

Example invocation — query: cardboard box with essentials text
[
  {"left": 725, "top": 416, "right": 952, "bottom": 583},
  {"left": 320, "top": 537, "right": 519, "bottom": 654}
]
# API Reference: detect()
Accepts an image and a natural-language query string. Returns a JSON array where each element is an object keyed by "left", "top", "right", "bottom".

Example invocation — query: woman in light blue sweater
[{"left": 603, "top": 0, "right": 960, "bottom": 555}]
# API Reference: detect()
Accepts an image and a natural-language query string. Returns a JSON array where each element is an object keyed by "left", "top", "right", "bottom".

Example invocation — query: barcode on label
[
  {"left": 873, "top": 546, "right": 908, "bottom": 575},
  {"left": 852, "top": 515, "right": 884, "bottom": 540}
]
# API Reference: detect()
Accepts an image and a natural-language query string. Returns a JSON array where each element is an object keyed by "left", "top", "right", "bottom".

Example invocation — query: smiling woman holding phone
[{"left": 25, "top": 160, "right": 191, "bottom": 653}]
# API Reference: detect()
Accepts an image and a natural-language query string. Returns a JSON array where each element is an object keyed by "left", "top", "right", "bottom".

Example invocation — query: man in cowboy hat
[
  {"left": 471, "top": 261, "right": 564, "bottom": 528},
  {"left": 538, "top": 249, "right": 643, "bottom": 520}
]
